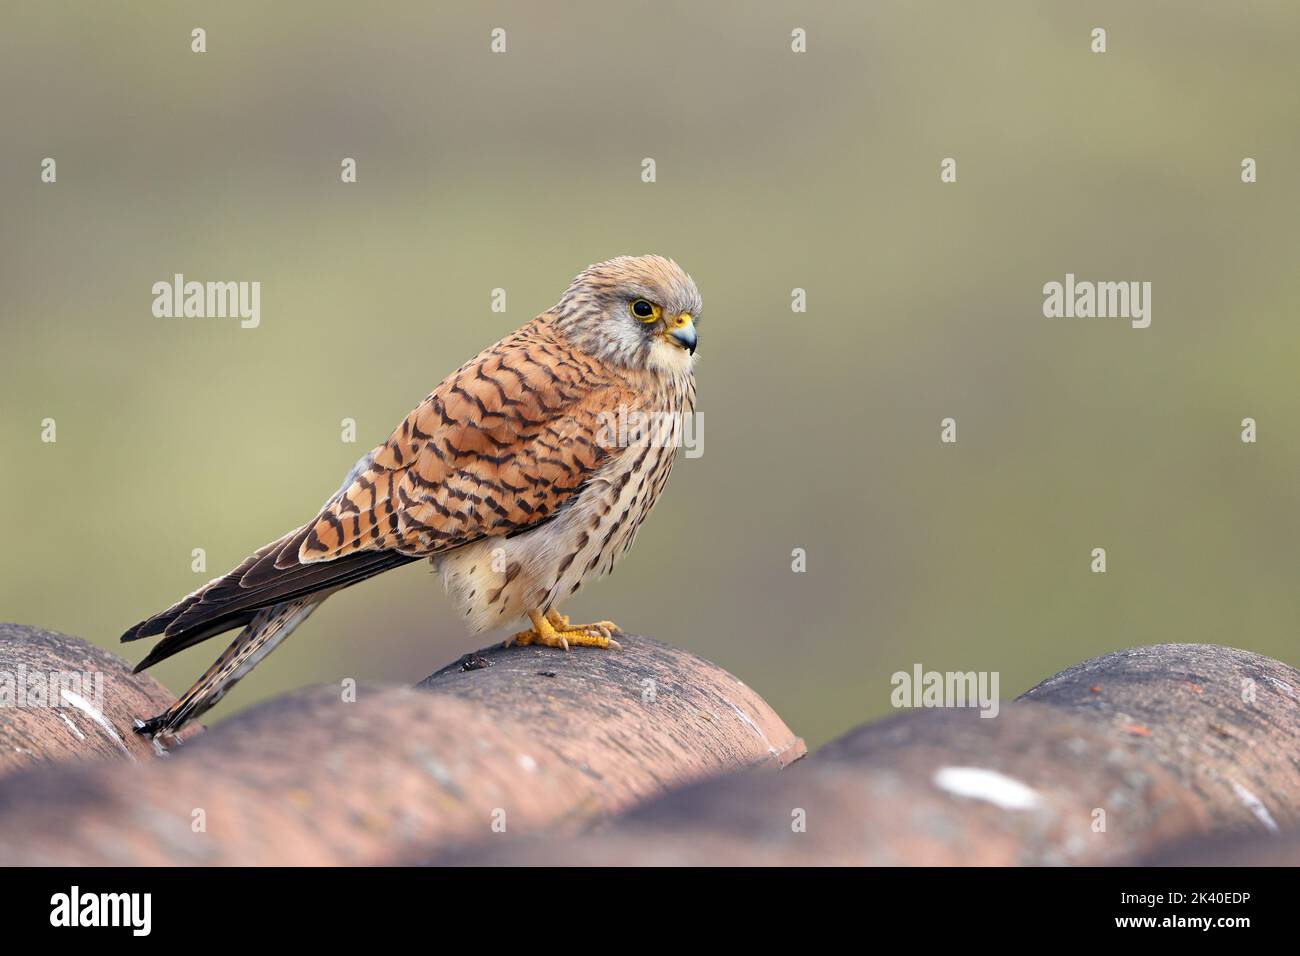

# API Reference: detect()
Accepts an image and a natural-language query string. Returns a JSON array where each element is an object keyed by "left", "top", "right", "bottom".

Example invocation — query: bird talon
[{"left": 507, "top": 609, "right": 624, "bottom": 651}]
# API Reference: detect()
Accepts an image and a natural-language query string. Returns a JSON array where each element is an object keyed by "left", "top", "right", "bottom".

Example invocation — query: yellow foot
[{"left": 506, "top": 609, "right": 623, "bottom": 651}]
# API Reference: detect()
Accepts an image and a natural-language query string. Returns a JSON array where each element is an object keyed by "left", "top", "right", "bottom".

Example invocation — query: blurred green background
[{"left": 2, "top": 2, "right": 1297, "bottom": 749}]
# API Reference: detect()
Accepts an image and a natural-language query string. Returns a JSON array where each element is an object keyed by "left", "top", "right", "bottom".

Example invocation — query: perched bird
[{"left": 123, "top": 255, "right": 701, "bottom": 737}]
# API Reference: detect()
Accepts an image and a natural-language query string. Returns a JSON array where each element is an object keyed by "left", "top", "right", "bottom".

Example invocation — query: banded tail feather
[
  {"left": 123, "top": 521, "right": 420, "bottom": 737},
  {"left": 133, "top": 598, "right": 322, "bottom": 738}
]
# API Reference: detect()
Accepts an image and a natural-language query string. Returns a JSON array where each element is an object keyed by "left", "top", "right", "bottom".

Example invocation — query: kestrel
[{"left": 123, "top": 255, "right": 701, "bottom": 737}]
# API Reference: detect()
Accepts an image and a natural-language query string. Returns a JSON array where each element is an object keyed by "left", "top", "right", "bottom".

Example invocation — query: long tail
[
  {"left": 123, "top": 520, "right": 420, "bottom": 736},
  {"left": 134, "top": 598, "right": 323, "bottom": 738}
]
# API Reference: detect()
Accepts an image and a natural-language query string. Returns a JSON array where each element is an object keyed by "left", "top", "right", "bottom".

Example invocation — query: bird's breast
[{"left": 435, "top": 414, "right": 685, "bottom": 633}]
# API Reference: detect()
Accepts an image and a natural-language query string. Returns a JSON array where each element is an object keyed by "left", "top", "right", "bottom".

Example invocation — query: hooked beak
[{"left": 665, "top": 312, "right": 697, "bottom": 355}]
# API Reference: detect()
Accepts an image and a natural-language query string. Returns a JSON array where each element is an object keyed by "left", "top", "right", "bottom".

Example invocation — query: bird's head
[{"left": 551, "top": 255, "right": 701, "bottom": 374}]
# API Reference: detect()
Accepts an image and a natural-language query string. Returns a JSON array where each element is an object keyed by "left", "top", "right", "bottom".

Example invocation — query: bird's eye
[{"left": 630, "top": 298, "right": 660, "bottom": 322}]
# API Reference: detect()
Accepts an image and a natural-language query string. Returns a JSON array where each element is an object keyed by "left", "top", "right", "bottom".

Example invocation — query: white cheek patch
[{"left": 646, "top": 334, "right": 693, "bottom": 375}]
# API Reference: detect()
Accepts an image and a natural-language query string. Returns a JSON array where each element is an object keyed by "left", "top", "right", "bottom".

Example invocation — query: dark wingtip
[
  {"left": 120, "top": 615, "right": 168, "bottom": 643},
  {"left": 132, "top": 645, "right": 167, "bottom": 673}
]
